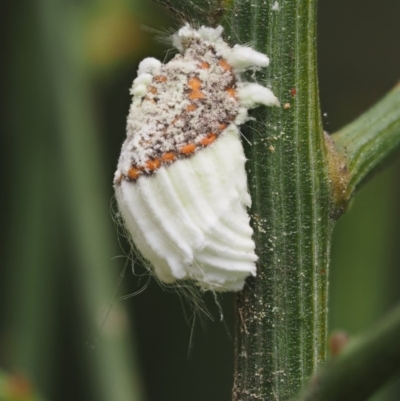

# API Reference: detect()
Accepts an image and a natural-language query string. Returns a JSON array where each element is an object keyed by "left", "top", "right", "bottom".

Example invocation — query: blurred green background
[{"left": 1, "top": 0, "right": 399, "bottom": 400}]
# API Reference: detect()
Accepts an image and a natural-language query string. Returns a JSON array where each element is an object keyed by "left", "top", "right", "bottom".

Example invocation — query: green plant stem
[
  {"left": 152, "top": 0, "right": 331, "bottom": 399},
  {"left": 293, "top": 303, "right": 400, "bottom": 401},
  {"left": 224, "top": 1, "right": 331, "bottom": 400},
  {"left": 5, "top": 0, "right": 59, "bottom": 391},
  {"left": 36, "top": 1, "right": 144, "bottom": 401},
  {"left": 151, "top": 2, "right": 400, "bottom": 400},
  {"left": 331, "top": 84, "right": 400, "bottom": 198}
]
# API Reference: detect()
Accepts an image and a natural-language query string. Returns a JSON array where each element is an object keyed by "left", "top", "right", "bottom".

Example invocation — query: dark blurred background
[{"left": 1, "top": 1, "right": 399, "bottom": 400}]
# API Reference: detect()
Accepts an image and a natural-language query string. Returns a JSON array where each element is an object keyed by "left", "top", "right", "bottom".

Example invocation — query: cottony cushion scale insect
[{"left": 114, "top": 24, "right": 279, "bottom": 292}]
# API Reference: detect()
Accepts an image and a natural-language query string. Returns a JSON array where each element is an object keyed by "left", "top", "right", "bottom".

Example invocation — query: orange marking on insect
[
  {"left": 186, "top": 104, "right": 197, "bottom": 112},
  {"left": 162, "top": 152, "right": 176, "bottom": 162},
  {"left": 201, "top": 133, "right": 217, "bottom": 146},
  {"left": 189, "top": 91, "right": 205, "bottom": 100},
  {"left": 188, "top": 77, "right": 205, "bottom": 100},
  {"left": 226, "top": 87, "right": 236, "bottom": 98},
  {"left": 199, "top": 61, "right": 210, "bottom": 69},
  {"left": 148, "top": 86, "right": 157, "bottom": 94},
  {"left": 219, "top": 59, "right": 232, "bottom": 71},
  {"left": 128, "top": 167, "right": 142, "bottom": 180},
  {"left": 180, "top": 143, "right": 196, "bottom": 154},
  {"left": 188, "top": 77, "right": 202, "bottom": 90},
  {"left": 154, "top": 75, "right": 167, "bottom": 83},
  {"left": 219, "top": 123, "right": 228, "bottom": 131},
  {"left": 146, "top": 159, "right": 161, "bottom": 171}
]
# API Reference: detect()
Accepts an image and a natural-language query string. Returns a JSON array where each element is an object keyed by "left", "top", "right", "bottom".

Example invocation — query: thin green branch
[
  {"left": 293, "top": 303, "right": 400, "bottom": 401},
  {"left": 36, "top": 1, "right": 144, "bottom": 400},
  {"left": 5, "top": 0, "right": 61, "bottom": 390},
  {"left": 331, "top": 83, "right": 400, "bottom": 199}
]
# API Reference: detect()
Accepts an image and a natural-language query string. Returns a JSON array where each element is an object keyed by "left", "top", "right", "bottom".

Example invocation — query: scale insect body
[{"left": 114, "top": 24, "right": 279, "bottom": 292}]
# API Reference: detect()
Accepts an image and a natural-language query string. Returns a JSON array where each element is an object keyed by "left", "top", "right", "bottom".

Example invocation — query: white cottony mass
[{"left": 114, "top": 24, "right": 279, "bottom": 292}]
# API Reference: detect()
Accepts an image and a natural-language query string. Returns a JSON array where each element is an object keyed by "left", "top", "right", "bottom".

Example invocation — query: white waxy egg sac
[{"left": 114, "top": 24, "right": 279, "bottom": 292}]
